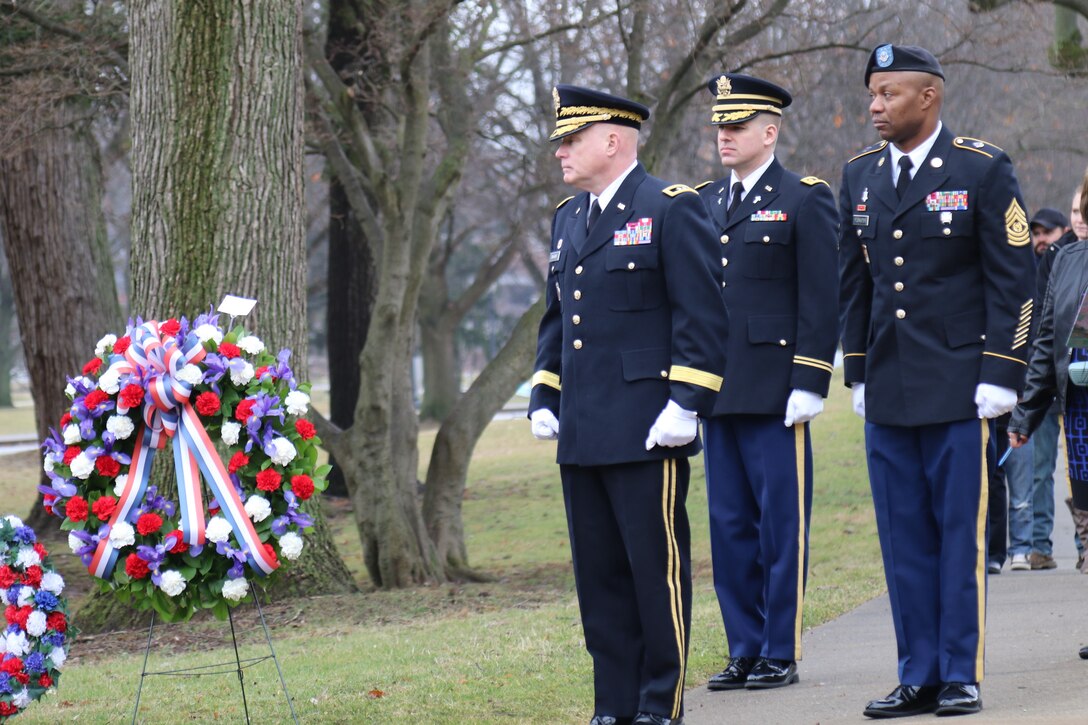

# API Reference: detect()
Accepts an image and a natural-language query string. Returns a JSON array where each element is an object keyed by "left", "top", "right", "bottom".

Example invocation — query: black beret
[
  {"left": 550, "top": 84, "right": 650, "bottom": 142},
  {"left": 1029, "top": 207, "right": 1070, "bottom": 230},
  {"left": 865, "top": 44, "right": 945, "bottom": 86},
  {"left": 705, "top": 73, "right": 792, "bottom": 126}
]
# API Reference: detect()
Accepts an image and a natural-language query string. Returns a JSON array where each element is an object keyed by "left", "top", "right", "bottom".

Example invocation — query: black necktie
[
  {"left": 726, "top": 181, "right": 743, "bottom": 220},
  {"left": 896, "top": 156, "right": 913, "bottom": 199},
  {"left": 587, "top": 199, "right": 602, "bottom": 230}
]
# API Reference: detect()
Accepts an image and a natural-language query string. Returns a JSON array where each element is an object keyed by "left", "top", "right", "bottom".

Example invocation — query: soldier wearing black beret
[
  {"left": 529, "top": 84, "right": 728, "bottom": 725},
  {"left": 694, "top": 74, "right": 839, "bottom": 693},
  {"left": 838, "top": 44, "right": 1035, "bottom": 718}
]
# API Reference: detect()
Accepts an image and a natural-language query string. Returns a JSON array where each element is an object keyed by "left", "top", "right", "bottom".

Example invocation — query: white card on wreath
[{"left": 218, "top": 294, "right": 257, "bottom": 317}]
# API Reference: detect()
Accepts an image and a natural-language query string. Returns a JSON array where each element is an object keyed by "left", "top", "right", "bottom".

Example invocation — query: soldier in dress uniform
[
  {"left": 838, "top": 45, "right": 1035, "bottom": 718},
  {"left": 528, "top": 84, "right": 728, "bottom": 725},
  {"left": 694, "top": 74, "right": 839, "bottom": 692}
]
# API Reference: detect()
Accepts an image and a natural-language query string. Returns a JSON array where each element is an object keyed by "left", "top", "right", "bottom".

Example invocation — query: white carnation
[
  {"left": 113, "top": 473, "right": 129, "bottom": 496},
  {"left": 97, "top": 368, "right": 121, "bottom": 394},
  {"left": 49, "top": 647, "right": 67, "bottom": 669},
  {"left": 65, "top": 382, "right": 75, "bottom": 398},
  {"left": 229, "top": 361, "right": 255, "bottom": 386},
  {"left": 95, "top": 333, "right": 118, "bottom": 356},
  {"left": 278, "top": 532, "right": 303, "bottom": 561},
  {"left": 107, "top": 415, "right": 135, "bottom": 440},
  {"left": 244, "top": 495, "right": 272, "bottom": 522},
  {"left": 4, "top": 514, "right": 23, "bottom": 528},
  {"left": 194, "top": 323, "right": 224, "bottom": 344},
  {"left": 40, "top": 571, "right": 65, "bottom": 595},
  {"left": 12, "top": 688, "right": 30, "bottom": 708},
  {"left": 109, "top": 521, "right": 135, "bottom": 548},
  {"left": 284, "top": 390, "right": 310, "bottom": 416},
  {"left": 43, "top": 455, "right": 54, "bottom": 473},
  {"left": 237, "top": 335, "right": 265, "bottom": 354},
  {"left": 62, "top": 424, "right": 81, "bottom": 445},
  {"left": 15, "top": 585, "right": 33, "bottom": 607},
  {"left": 175, "top": 363, "right": 203, "bottom": 385},
  {"left": 158, "top": 569, "right": 187, "bottom": 597},
  {"left": 221, "top": 577, "right": 249, "bottom": 602},
  {"left": 265, "top": 437, "right": 296, "bottom": 466},
  {"left": 221, "top": 421, "right": 242, "bottom": 446},
  {"left": 69, "top": 452, "right": 94, "bottom": 479},
  {"left": 26, "top": 610, "right": 48, "bottom": 637},
  {"left": 16, "top": 548, "right": 40, "bottom": 569},
  {"left": 5, "top": 631, "right": 29, "bottom": 657},
  {"left": 67, "top": 533, "right": 82, "bottom": 554},
  {"left": 205, "top": 516, "right": 233, "bottom": 544}
]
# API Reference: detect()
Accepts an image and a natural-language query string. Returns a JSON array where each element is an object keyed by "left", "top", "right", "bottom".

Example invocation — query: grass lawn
[{"left": 4, "top": 371, "right": 884, "bottom": 723}]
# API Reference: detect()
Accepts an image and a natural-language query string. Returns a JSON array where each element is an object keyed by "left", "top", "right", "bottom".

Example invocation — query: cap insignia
[
  {"left": 875, "top": 44, "right": 893, "bottom": 68},
  {"left": 716, "top": 75, "right": 732, "bottom": 97}
]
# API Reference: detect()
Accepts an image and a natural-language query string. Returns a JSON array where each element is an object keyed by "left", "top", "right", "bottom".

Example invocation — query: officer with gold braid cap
[
  {"left": 529, "top": 84, "right": 728, "bottom": 725},
  {"left": 838, "top": 44, "right": 1035, "bottom": 718},
  {"left": 694, "top": 73, "right": 839, "bottom": 693}
]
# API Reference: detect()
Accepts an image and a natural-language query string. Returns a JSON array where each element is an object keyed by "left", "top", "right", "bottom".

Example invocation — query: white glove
[
  {"left": 975, "top": 383, "right": 1017, "bottom": 419},
  {"left": 851, "top": 383, "right": 866, "bottom": 419},
  {"left": 645, "top": 400, "right": 698, "bottom": 450},
  {"left": 784, "top": 389, "right": 824, "bottom": 427},
  {"left": 530, "top": 408, "right": 559, "bottom": 440}
]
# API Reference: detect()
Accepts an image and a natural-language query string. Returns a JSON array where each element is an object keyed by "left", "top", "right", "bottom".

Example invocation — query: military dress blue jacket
[
  {"left": 838, "top": 127, "right": 1036, "bottom": 426},
  {"left": 530, "top": 163, "right": 729, "bottom": 466},
  {"left": 698, "top": 159, "right": 839, "bottom": 416}
]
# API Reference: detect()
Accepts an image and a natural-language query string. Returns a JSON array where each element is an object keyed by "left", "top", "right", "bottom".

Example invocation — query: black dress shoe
[
  {"left": 744, "top": 657, "right": 798, "bottom": 689},
  {"left": 863, "top": 685, "right": 940, "bottom": 718},
  {"left": 632, "top": 714, "right": 681, "bottom": 725},
  {"left": 936, "top": 682, "right": 981, "bottom": 716},
  {"left": 707, "top": 656, "right": 757, "bottom": 690},
  {"left": 1080, "top": 645, "right": 1088, "bottom": 660},
  {"left": 590, "top": 717, "right": 631, "bottom": 725}
]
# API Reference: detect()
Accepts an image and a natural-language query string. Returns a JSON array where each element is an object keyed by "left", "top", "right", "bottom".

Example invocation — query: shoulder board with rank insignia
[
  {"left": 663, "top": 184, "right": 697, "bottom": 197},
  {"left": 694, "top": 180, "right": 714, "bottom": 190},
  {"left": 847, "top": 141, "right": 887, "bottom": 163},
  {"left": 953, "top": 136, "right": 1003, "bottom": 158},
  {"left": 556, "top": 195, "right": 575, "bottom": 209},
  {"left": 800, "top": 176, "right": 829, "bottom": 187}
]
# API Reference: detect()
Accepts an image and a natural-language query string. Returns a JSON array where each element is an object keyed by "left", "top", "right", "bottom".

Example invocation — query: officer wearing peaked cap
[
  {"left": 528, "top": 84, "right": 728, "bottom": 725},
  {"left": 694, "top": 73, "right": 839, "bottom": 694},
  {"left": 838, "top": 44, "right": 1035, "bottom": 718}
]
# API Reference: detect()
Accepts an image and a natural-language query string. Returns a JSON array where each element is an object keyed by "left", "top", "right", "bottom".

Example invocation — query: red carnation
[
  {"left": 21, "top": 566, "right": 42, "bottom": 588},
  {"left": 0, "top": 566, "right": 14, "bottom": 588},
  {"left": 125, "top": 553, "right": 151, "bottom": 579},
  {"left": 166, "top": 530, "right": 189, "bottom": 554},
  {"left": 39, "top": 673, "right": 54, "bottom": 688},
  {"left": 290, "top": 474, "right": 315, "bottom": 500},
  {"left": 256, "top": 468, "right": 282, "bottom": 492},
  {"left": 13, "top": 671, "right": 30, "bottom": 685},
  {"left": 83, "top": 389, "right": 110, "bottom": 409},
  {"left": 263, "top": 543, "right": 278, "bottom": 563},
  {"left": 195, "top": 391, "right": 221, "bottom": 416},
  {"left": 218, "top": 342, "right": 241, "bottom": 359},
  {"left": 43, "top": 494, "right": 56, "bottom": 515},
  {"left": 160, "top": 318, "right": 181, "bottom": 337},
  {"left": 92, "top": 495, "right": 118, "bottom": 521},
  {"left": 228, "top": 452, "right": 249, "bottom": 474},
  {"left": 62, "top": 446, "right": 81, "bottom": 465},
  {"left": 235, "top": 398, "right": 257, "bottom": 423},
  {"left": 65, "top": 495, "right": 88, "bottom": 522},
  {"left": 136, "top": 512, "right": 163, "bottom": 536},
  {"left": 82, "top": 357, "right": 103, "bottom": 375},
  {"left": 113, "top": 335, "right": 131, "bottom": 354},
  {"left": 46, "top": 611, "right": 67, "bottom": 633},
  {"left": 33, "top": 541, "right": 48, "bottom": 559},
  {"left": 295, "top": 419, "right": 316, "bottom": 440},
  {"left": 255, "top": 365, "right": 272, "bottom": 379},
  {"left": 120, "top": 383, "right": 145, "bottom": 409},
  {"left": 95, "top": 455, "right": 121, "bottom": 478},
  {"left": 59, "top": 411, "right": 72, "bottom": 427},
  {"left": 0, "top": 656, "right": 23, "bottom": 676},
  {"left": 1, "top": 702, "right": 20, "bottom": 716},
  {"left": 9, "top": 606, "right": 32, "bottom": 630}
]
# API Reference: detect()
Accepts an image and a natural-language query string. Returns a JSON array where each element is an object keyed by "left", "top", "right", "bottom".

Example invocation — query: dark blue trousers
[
  {"left": 865, "top": 419, "right": 989, "bottom": 685},
  {"left": 703, "top": 415, "right": 813, "bottom": 661},
  {"left": 561, "top": 458, "right": 691, "bottom": 720}
]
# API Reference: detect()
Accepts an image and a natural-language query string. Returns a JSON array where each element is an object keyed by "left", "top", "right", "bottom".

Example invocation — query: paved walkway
[{"left": 686, "top": 484, "right": 1088, "bottom": 724}]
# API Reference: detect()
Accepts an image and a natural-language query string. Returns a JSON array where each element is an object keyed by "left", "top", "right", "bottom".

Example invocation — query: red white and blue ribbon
[{"left": 88, "top": 321, "right": 279, "bottom": 580}]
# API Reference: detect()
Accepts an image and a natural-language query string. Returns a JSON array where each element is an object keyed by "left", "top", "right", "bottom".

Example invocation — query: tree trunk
[
  {"left": 418, "top": 312, "right": 460, "bottom": 422},
  {"left": 105, "top": 0, "right": 353, "bottom": 633},
  {"left": 0, "top": 100, "right": 122, "bottom": 531},
  {"left": 0, "top": 252, "right": 17, "bottom": 408}
]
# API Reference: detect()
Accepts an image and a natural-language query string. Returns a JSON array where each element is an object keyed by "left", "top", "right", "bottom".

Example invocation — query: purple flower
[
  {"left": 46, "top": 631, "right": 66, "bottom": 647},
  {"left": 34, "top": 591, "right": 59, "bottom": 611},
  {"left": 24, "top": 652, "right": 46, "bottom": 674},
  {"left": 13, "top": 526, "right": 36, "bottom": 545}
]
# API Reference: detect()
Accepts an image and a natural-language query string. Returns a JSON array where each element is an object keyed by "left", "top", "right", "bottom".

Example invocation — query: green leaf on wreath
[{"left": 212, "top": 599, "right": 230, "bottom": 620}]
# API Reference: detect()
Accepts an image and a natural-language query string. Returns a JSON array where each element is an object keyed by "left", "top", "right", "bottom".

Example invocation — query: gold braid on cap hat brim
[
  {"left": 557, "top": 105, "right": 646, "bottom": 123},
  {"left": 711, "top": 105, "right": 782, "bottom": 124}
]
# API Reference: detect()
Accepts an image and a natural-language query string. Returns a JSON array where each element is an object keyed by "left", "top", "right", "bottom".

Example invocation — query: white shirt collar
[
  {"left": 889, "top": 121, "right": 942, "bottom": 182},
  {"left": 591, "top": 160, "right": 639, "bottom": 211},
  {"left": 730, "top": 154, "right": 776, "bottom": 200}
]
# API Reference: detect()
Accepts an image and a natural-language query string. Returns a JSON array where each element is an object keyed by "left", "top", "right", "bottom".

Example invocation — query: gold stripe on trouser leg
[
  {"left": 661, "top": 459, "right": 686, "bottom": 718},
  {"left": 974, "top": 419, "right": 990, "bottom": 681},
  {"left": 793, "top": 423, "right": 806, "bottom": 660},
  {"left": 1061, "top": 415, "right": 1072, "bottom": 497}
]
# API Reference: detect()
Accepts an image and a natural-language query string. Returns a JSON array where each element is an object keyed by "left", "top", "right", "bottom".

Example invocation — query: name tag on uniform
[
  {"left": 751, "top": 210, "right": 787, "bottom": 221},
  {"left": 926, "top": 190, "right": 968, "bottom": 211},
  {"left": 614, "top": 217, "right": 653, "bottom": 246},
  {"left": 549, "top": 250, "right": 561, "bottom": 262},
  {"left": 853, "top": 214, "right": 870, "bottom": 226}
]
